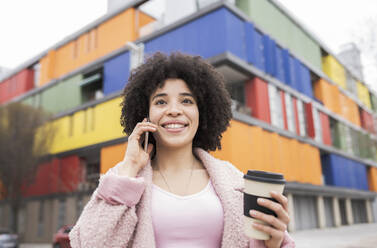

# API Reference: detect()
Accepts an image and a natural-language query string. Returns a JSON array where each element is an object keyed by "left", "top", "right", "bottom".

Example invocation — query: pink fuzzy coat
[{"left": 69, "top": 148, "right": 295, "bottom": 247}]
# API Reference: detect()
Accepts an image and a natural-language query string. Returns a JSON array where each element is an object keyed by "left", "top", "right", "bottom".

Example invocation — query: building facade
[{"left": 0, "top": 0, "right": 377, "bottom": 243}]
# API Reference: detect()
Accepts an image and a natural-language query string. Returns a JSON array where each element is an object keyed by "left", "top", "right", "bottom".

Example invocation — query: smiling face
[{"left": 149, "top": 78, "right": 199, "bottom": 150}]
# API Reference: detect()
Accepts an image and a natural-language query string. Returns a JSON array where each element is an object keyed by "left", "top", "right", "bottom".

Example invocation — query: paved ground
[
  {"left": 290, "top": 223, "right": 377, "bottom": 248},
  {"left": 20, "top": 223, "right": 377, "bottom": 248}
]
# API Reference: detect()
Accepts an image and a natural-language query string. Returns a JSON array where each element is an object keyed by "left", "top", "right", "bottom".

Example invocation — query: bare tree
[
  {"left": 0, "top": 102, "right": 56, "bottom": 233},
  {"left": 351, "top": 17, "right": 377, "bottom": 90}
]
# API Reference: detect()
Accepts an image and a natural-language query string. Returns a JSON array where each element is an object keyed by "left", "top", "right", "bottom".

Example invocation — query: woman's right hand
[{"left": 118, "top": 118, "right": 157, "bottom": 177}]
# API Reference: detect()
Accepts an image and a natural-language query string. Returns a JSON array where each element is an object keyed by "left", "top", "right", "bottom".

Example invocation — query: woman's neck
[{"left": 153, "top": 144, "right": 199, "bottom": 173}]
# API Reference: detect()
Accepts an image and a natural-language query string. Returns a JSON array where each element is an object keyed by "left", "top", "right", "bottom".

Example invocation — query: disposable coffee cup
[{"left": 243, "top": 170, "right": 286, "bottom": 240}]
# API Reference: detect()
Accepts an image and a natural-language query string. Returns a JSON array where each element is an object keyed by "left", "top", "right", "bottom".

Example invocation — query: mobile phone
[{"left": 144, "top": 117, "right": 149, "bottom": 152}]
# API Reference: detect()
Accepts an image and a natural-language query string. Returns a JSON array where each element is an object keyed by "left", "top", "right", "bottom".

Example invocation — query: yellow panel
[
  {"left": 100, "top": 142, "right": 128, "bottom": 174},
  {"left": 48, "top": 97, "right": 124, "bottom": 154},
  {"left": 322, "top": 55, "right": 347, "bottom": 90}
]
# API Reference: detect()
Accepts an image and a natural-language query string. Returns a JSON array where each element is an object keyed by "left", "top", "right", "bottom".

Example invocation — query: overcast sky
[{"left": 0, "top": 0, "right": 376, "bottom": 90}]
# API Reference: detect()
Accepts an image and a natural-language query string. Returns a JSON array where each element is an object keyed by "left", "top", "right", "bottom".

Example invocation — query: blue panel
[
  {"left": 321, "top": 154, "right": 369, "bottom": 190},
  {"left": 300, "top": 64, "right": 314, "bottom": 99},
  {"left": 286, "top": 56, "right": 298, "bottom": 91},
  {"left": 275, "top": 45, "right": 285, "bottom": 83},
  {"left": 245, "top": 22, "right": 265, "bottom": 72},
  {"left": 293, "top": 58, "right": 302, "bottom": 93},
  {"left": 282, "top": 49, "right": 290, "bottom": 84},
  {"left": 263, "top": 35, "right": 276, "bottom": 76},
  {"left": 355, "top": 161, "right": 368, "bottom": 190},
  {"left": 145, "top": 8, "right": 246, "bottom": 61},
  {"left": 103, "top": 52, "right": 130, "bottom": 95}
]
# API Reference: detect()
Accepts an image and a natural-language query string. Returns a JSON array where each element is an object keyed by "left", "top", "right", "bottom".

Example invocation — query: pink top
[{"left": 151, "top": 181, "right": 224, "bottom": 248}]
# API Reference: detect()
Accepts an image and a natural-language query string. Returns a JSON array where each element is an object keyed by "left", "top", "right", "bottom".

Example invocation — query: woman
[{"left": 69, "top": 52, "right": 295, "bottom": 248}]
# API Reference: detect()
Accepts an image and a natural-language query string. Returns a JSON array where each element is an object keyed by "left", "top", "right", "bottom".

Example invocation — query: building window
[
  {"left": 57, "top": 198, "right": 66, "bottom": 230},
  {"left": 268, "top": 84, "right": 284, "bottom": 129},
  {"left": 285, "top": 93, "right": 296, "bottom": 133},
  {"left": 297, "top": 99, "right": 307, "bottom": 137},
  {"left": 86, "top": 161, "right": 100, "bottom": 189},
  {"left": 80, "top": 68, "right": 104, "bottom": 104}
]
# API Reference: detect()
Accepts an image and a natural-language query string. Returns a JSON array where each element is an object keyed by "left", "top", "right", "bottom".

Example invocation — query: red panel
[
  {"left": 60, "top": 155, "right": 82, "bottom": 192},
  {"left": 360, "top": 110, "right": 375, "bottom": 134},
  {"left": 0, "top": 81, "right": 6, "bottom": 104},
  {"left": 16, "top": 69, "right": 34, "bottom": 95},
  {"left": 292, "top": 97, "right": 300, "bottom": 136},
  {"left": 245, "top": 77, "right": 271, "bottom": 123},
  {"left": 319, "top": 111, "right": 332, "bottom": 146},
  {"left": 280, "top": 91, "right": 288, "bottom": 130},
  {"left": 304, "top": 102, "right": 315, "bottom": 138},
  {"left": 0, "top": 79, "right": 11, "bottom": 104}
]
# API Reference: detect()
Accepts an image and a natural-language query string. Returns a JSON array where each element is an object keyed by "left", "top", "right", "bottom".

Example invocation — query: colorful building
[{"left": 0, "top": 0, "right": 377, "bottom": 243}]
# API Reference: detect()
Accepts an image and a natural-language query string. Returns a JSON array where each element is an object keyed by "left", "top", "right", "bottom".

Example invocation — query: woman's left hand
[{"left": 249, "top": 191, "right": 290, "bottom": 248}]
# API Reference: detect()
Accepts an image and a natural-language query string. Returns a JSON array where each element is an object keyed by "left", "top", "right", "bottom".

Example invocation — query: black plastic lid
[{"left": 243, "top": 170, "right": 286, "bottom": 184}]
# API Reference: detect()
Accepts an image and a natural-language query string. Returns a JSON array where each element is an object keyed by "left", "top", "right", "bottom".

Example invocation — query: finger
[
  {"left": 270, "top": 191, "right": 289, "bottom": 212},
  {"left": 252, "top": 222, "right": 284, "bottom": 240},
  {"left": 146, "top": 143, "right": 154, "bottom": 155},
  {"left": 257, "top": 198, "right": 290, "bottom": 225},
  {"left": 129, "top": 126, "right": 157, "bottom": 141},
  {"left": 249, "top": 210, "right": 287, "bottom": 231}
]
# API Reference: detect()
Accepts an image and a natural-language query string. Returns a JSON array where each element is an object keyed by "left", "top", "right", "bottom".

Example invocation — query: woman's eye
[
  {"left": 182, "top": 98, "right": 194, "bottom": 104},
  {"left": 155, "top": 99, "right": 166, "bottom": 105}
]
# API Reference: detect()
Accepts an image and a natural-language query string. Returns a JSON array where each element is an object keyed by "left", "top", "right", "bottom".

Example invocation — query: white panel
[
  {"left": 268, "top": 84, "right": 278, "bottom": 127},
  {"left": 313, "top": 108, "right": 322, "bottom": 143},
  {"left": 297, "top": 100, "right": 306, "bottom": 137},
  {"left": 285, "top": 93, "right": 295, "bottom": 133}
]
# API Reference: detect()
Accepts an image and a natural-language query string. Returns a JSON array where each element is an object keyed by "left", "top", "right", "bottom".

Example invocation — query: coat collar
[{"left": 132, "top": 148, "right": 248, "bottom": 248}]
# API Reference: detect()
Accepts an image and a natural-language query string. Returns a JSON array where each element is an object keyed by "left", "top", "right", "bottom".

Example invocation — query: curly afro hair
[{"left": 120, "top": 52, "right": 232, "bottom": 151}]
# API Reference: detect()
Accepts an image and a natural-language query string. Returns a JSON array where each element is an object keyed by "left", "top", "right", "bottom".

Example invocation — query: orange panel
[
  {"left": 100, "top": 142, "right": 128, "bottom": 174},
  {"left": 289, "top": 139, "right": 301, "bottom": 182},
  {"left": 269, "top": 132, "right": 281, "bottom": 174},
  {"left": 279, "top": 135, "right": 292, "bottom": 181},
  {"left": 330, "top": 84, "right": 341, "bottom": 115},
  {"left": 248, "top": 126, "right": 265, "bottom": 171},
  {"left": 97, "top": 8, "right": 137, "bottom": 59},
  {"left": 54, "top": 41, "right": 77, "bottom": 79},
  {"left": 368, "top": 167, "right": 377, "bottom": 192},
  {"left": 211, "top": 120, "right": 253, "bottom": 174},
  {"left": 39, "top": 50, "right": 56, "bottom": 86}
]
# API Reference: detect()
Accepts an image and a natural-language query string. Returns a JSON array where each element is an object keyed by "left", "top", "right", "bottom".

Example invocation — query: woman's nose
[{"left": 166, "top": 102, "right": 182, "bottom": 116}]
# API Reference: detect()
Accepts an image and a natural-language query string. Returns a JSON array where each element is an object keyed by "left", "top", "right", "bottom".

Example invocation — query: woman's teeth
[{"left": 164, "top": 124, "right": 185, "bottom": 129}]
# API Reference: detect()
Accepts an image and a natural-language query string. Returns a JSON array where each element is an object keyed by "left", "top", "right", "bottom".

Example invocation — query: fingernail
[
  {"left": 271, "top": 191, "right": 277, "bottom": 195},
  {"left": 258, "top": 198, "right": 265, "bottom": 204},
  {"left": 249, "top": 210, "right": 257, "bottom": 216}
]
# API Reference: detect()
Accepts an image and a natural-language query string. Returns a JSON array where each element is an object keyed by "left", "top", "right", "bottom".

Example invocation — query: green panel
[
  {"left": 358, "top": 132, "right": 369, "bottom": 159},
  {"left": 350, "top": 128, "right": 360, "bottom": 157},
  {"left": 332, "top": 121, "right": 347, "bottom": 151},
  {"left": 40, "top": 74, "right": 82, "bottom": 114},
  {"left": 21, "top": 95, "right": 34, "bottom": 106},
  {"left": 41, "top": 84, "right": 60, "bottom": 114},
  {"left": 236, "top": 0, "right": 322, "bottom": 70},
  {"left": 370, "top": 94, "right": 377, "bottom": 113},
  {"left": 366, "top": 135, "right": 376, "bottom": 160},
  {"left": 57, "top": 74, "right": 83, "bottom": 112}
]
